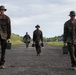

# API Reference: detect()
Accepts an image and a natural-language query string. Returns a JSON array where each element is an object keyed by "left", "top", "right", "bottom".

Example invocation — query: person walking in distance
[
  {"left": 33, "top": 25, "right": 43, "bottom": 56},
  {"left": 23, "top": 32, "right": 31, "bottom": 48},
  {"left": 0, "top": 5, "right": 11, "bottom": 69},
  {"left": 63, "top": 11, "right": 76, "bottom": 70}
]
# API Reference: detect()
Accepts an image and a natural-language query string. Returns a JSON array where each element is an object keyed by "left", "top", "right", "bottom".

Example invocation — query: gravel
[{"left": 0, "top": 44, "right": 76, "bottom": 75}]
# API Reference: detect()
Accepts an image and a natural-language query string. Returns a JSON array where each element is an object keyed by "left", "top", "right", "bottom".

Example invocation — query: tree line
[{"left": 44, "top": 35, "right": 63, "bottom": 42}]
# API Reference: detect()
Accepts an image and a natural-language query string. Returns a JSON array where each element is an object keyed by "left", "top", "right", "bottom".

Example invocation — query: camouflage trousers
[
  {"left": 35, "top": 41, "right": 41, "bottom": 55},
  {"left": 0, "top": 38, "right": 7, "bottom": 65},
  {"left": 25, "top": 42, "right": 29, "bottom": 48},
  {"left": 68, "top": 43, "right": 76, "bottom": 67}
]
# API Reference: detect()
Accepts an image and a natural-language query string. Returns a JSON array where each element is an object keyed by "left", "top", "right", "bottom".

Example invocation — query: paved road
[{"left": 0, "top": 43, "right": 76, "bottom": 75}]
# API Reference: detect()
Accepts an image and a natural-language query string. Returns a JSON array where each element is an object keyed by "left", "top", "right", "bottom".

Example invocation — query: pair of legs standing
[
  {"left": 35, "top": 42, "right": 41, "bottom": 56},
  {"left": 68, "top": 43, "right": 76, "bottom": 69},
  {"left": 0, "top": 38, "right": 7, "bottom": 69}
]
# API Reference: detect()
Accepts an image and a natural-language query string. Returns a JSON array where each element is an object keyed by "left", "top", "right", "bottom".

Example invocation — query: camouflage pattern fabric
[
  {"left": 33, "top": 29, "right": 43, "bottom": 42},
  {"left": 0, "top": 14, "right": 11, "bottom": 40},
  {"left": 64, "top": 19, "right": 76, "bottom": 44}
]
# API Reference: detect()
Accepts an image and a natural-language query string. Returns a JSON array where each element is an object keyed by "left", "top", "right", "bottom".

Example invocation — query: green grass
[
  {"left": 47, "top": 42, "right": 64, "bottom": 46},
  {"left": 10, "top": 33, "right": 23, "bottom": 45},
  {"left": 0, "top": 33, "right": 23, "bottom": 48}
]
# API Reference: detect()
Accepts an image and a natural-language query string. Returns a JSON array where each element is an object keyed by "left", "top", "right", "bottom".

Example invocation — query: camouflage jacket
[
  {"left": 63, "top": 19, "right": 76, "bottom": 44},
  {"left": 23, "top": 35, "right": 31, "bottom": 40},
  {"left": 33, "top": 29, "right": 43, "bottom": 42},
  {"left": 23, "top": 35, "right": 31, "bottom": 42},
  {"left": 0, "top": 14, "right": 11, "bottom": 40}
]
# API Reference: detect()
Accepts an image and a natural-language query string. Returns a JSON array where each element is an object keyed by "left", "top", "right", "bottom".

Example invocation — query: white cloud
[{"left": 11, "top": 17, "right": 32, "bottom": 26}]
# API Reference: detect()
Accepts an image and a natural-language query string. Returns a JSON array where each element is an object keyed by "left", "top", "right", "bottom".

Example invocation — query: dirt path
[{"left": 0, "top": 43, "right": 76, "bottom": 75}]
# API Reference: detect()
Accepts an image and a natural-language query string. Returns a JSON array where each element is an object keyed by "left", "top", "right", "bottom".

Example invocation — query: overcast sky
[{"left": 0, "top": 0, "right": 76, "bottom": 38}]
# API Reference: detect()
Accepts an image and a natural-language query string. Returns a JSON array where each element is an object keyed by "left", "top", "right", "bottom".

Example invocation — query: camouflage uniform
[
  {"left": 23, "top": 33, "right": 31, "bottom": 48},
  {"left": 33, "top": 25, "right": 43, "bottom": 56},
  {"left": 0, "top": 6, "right": 11, "bottom": 66},
  {"left": 64, "top": 11, "right": 76, "bottom": 67}
]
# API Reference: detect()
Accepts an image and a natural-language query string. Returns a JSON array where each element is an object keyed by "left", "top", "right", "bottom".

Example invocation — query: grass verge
[{"left": 47, "top": 42, "right": 64, "bottom": 46}]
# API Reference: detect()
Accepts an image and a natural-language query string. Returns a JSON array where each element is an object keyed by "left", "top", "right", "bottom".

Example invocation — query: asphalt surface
[{"left": 0, "top": 43, "right": 76, "bottom": 75}]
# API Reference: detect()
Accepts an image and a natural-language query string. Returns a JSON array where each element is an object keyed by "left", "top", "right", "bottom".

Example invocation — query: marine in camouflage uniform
[
  {"left": 23, "top": 32, "right": 31, "bottom": 48},
  {"left": 0, "top": 5, "right": 11, "bottom": 69},
  {"left": 63, "top": 11, "right": 76, "bottom": 70},
  {"left": 33, "top": 25, "right": 43, "bottom": 56}
]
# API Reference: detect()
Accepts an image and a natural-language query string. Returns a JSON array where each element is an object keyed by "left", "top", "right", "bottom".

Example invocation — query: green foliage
[
  {"left": 43, "top": 37, "right": 47, "bottom": 42},
  {"left": 47, "top": 42, "right": 64, "bottom": 46},
  {"left": 10, "top": 33, "right": 23, "bottom": 45},
  {"left": 46, "top": 35, "right": 63, "bottom": 42}
]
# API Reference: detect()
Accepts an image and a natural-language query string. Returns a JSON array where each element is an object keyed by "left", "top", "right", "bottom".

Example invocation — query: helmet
[
  {"left": 0, "top": 5, "right": 7, "bottom": 11},
  {"left": 69, "top": 11, "right": 76, "bottom": 16}
]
